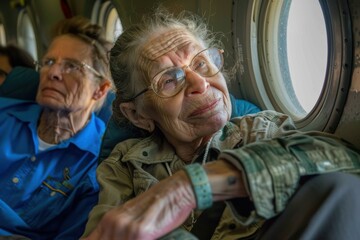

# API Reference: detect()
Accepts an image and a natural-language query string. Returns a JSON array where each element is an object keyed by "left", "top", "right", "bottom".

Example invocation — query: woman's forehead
[
  {"left": 141, "top": 29, "right": 197, "bottom": 60},
  {"left": 138, "top": 29, "right": 203, "bottom": 77},
  {"left": 46, "top": 35, "right": 92, "bottom": 60}
]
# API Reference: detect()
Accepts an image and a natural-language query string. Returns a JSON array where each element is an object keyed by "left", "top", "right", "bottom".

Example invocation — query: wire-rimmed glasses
[
  {"left": 123, "top": 47, "right": 224, "bottom": 102},
  {"left": 35, "top": 58, "right": 103, "bottom": 79}
]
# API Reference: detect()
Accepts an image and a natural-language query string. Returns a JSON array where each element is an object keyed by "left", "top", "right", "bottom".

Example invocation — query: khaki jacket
[{"left": 83, "top": 110, "right": 360, "bottom": 239}]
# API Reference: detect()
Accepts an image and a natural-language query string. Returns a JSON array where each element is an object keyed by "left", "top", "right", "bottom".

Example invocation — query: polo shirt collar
[{"left": 10, "top": 103, "right": 105, "bottom": 156}]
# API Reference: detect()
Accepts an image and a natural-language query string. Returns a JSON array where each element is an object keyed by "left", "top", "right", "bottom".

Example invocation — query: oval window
[
  {"left": 232, "top": 0, "right": 352, "bottom": 132},
  {"left": 0, "top": 23, "right": 6, "bottom": 45},
  {"left": 92, "top": 1, "right": 123, "bottom": 43},
  {"left": 286, "top": 0, "right": 328, "bottom": 114},
  {"left": 17, "top": 10, "right": 38, "bottom": 60}
]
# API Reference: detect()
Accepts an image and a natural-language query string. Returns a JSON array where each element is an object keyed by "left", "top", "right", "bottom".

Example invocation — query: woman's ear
[
  {"left": 120, "top": 102, "right": 155, "bottom": 132},
  {"left": 93, "top": 80, "right": 111, "bottom": 100}
]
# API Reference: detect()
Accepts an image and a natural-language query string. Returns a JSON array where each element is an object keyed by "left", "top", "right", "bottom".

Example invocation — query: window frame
[{"left": 232, "top": 0, "right": 352, "bottom": 132}]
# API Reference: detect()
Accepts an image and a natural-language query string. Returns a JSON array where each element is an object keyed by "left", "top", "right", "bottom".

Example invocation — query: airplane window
[
  {"left": 0, "top": 24, "right": 6, "bottom": 45},
  {"left": 285, "top": 0, "right": 328, "bottom": 113},
  {"left": 261, "top": 0, "right": 328, "bottom": 119},
  {"left": 233, "top": 0, "right": 352, "bottom": 132},
  {"left": 17, "top": 10, "right": 38, "bottom": 60},
  {"left": 93, "top": 1, "right": 123, "bottom": 43},
  {"left": 105, "top": 8, "right": 123, "bottom": 42}
]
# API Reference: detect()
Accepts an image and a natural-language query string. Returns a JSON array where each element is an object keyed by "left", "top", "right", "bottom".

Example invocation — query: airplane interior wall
[
  {"left": 335, "top": 0, "right": 360, "bottom": 148},
  {"left": 0, "top": 0, "right": 359, "bottom": 148}
]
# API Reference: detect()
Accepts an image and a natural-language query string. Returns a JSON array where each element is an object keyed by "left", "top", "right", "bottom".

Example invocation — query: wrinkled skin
[
  {"left": 85, "top": 171, "right": 196, "bottom": 240},
  {"left": 84, "top": 161, "right": 246, "bottom": 240},
  {"left": 36, "top": 35, "right": 109, "bottom": 143},
  {"left": 84, "top": 29, "right": 246, "bottom": 240},
  {"left": 122, "top": 29, "right": 232, "bottom": 162}
]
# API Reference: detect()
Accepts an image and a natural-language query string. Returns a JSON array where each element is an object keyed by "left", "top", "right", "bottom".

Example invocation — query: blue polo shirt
[{"left": 0, "top": 97, "right": 105, "bottom": 239}]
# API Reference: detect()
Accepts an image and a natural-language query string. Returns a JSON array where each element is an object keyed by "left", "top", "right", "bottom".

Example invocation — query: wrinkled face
[
  {"left": 137, "top": 29, "right": 231, "bottom": 144},
  {"left": 0, "top": 55, "right": 12, "bottom": 86},
  {"left": 36, "top": 35, "right": 100, "bottom": 112}
]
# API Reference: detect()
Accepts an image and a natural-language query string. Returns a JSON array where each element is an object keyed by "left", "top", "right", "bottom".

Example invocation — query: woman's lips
[
  {"left": 189, "top": 98, "right": 219, "bottom": 117},
  {"left": 41, "top": 87, "right": 64, "bottom": 97}
]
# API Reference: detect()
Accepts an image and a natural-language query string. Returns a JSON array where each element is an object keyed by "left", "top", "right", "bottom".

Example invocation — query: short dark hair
[{"left": 0, "top": 44, "right": 35, "bottom": 69}]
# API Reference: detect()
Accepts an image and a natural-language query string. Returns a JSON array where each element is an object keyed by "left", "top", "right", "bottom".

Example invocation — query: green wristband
[{"left": 184, "top": 163, "right": 213, "bottom": 210}]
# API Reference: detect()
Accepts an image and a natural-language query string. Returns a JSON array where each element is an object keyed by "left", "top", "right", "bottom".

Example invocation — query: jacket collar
[{"left": 120, "top": 122, "right": 243, "bottom": 164}]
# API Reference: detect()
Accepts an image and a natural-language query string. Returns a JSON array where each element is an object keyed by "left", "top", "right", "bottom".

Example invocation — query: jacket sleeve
[
  {"left": 220, "top": 113, "right": 360, "bottom": 224},
  {"left": 82, "top": 140, "right": 138, "bottom": 237}
]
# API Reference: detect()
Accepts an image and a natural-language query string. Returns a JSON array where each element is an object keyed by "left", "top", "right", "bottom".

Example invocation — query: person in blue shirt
[{"left": 0, "top": 16, "right": 113, "bottom": 239}]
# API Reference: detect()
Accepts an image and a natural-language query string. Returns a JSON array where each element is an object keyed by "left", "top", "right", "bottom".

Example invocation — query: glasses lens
[
  {"left": 62, "top": 60, "right": 83, "bottom": 75},
  {"left": 155, "top": 67, "right": 186, "bottom": 97},
  {"left": 152, "top": 48, "right": 223, "bottom": 98},
  {"left": 39, "top": 58, "right": 90, "bottom": 77},
  {"left": 191, "top": 48, "right": 223, "bottom": 77}
]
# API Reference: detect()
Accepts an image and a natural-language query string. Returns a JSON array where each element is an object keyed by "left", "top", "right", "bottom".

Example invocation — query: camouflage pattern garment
[{"left": 84, "top": 110, "right": 360, "bottom": 239}]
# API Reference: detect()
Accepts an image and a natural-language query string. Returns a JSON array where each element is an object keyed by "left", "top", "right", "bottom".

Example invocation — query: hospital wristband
[{"left": 184, "top": 163, "right": 213, "bottom": 210}]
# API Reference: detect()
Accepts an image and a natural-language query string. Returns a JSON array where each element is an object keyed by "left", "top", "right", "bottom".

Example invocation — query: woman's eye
[
  {"left": 65, "top": 62, "right": 81, "bottom": 71},
  {"left": 193, "top": 59, "right": 209, "bottom": 73},
  {"left": 196, "top": 60, "right": 206, "bottom": 69},
  {"left": 165, "top": 78, "right": 176, "bottom": 84},
  {"left": 163, "top": 78, "right": 177, "bottom": 89},
  {"left": 65, "top": 63, "right": 76, "bottom": 70},
  {"left": 43, "top": 59, "right": 55, "bottom": 66}
]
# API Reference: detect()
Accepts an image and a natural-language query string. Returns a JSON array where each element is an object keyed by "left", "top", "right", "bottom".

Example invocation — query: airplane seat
[
  {"left": 94, "top": 90, "right": 116, "bottom": 124},
  {"left": 0, "top": 66, "right": 39, "bottom": 100},
  {"left": 98, "top": 94, "right": 261, "bottom": 164}
]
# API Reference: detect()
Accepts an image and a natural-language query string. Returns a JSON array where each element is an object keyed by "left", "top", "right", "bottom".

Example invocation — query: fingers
[{"left": 85, "top": 171, "right": 197, "bottom": 240}]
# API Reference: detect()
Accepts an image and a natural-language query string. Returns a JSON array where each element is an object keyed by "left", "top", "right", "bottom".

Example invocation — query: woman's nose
[
  {"left": 47, "top": 63, "right": 63, "bottom": 81},
  {"left": 183, "top": 69, "right": 209, "bottom": 96}
]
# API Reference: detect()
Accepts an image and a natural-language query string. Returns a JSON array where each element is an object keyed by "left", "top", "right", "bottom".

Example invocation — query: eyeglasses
[
  {"left": 123, "top": 48, "right": 224, "bottom": 101},
  {"left": 35, "top": 58, "right": 103, "bottom": 79}
]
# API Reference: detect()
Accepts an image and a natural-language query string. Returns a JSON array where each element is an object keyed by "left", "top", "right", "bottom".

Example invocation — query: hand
[{"left": 84, "top": 171, "right": 196, "bottom": 240}]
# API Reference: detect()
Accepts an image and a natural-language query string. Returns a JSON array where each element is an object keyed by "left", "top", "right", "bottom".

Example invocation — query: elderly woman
[
  {"left": 83, "top": 9, "right": 360, "bottom": 240},
  {"left": 0, "top": 17, "right": 112, "bottom": 239}
]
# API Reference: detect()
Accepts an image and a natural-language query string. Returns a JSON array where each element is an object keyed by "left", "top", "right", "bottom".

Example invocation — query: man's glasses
[
  {"left": 35, "top": 58, "right": 103, "bottom": 79},
  {"left": 124, "top": 48, "right": 224, "bottom": 101}
]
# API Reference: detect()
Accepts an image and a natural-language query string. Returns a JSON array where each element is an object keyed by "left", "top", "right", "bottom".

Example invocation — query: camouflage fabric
[{"left": 83, "top": 110, "right": 360, "bottom": 239}]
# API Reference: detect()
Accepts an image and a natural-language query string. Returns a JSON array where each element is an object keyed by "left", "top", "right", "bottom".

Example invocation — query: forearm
[
  {"left": 203, "top": 160, "right": 248, "bottom": 201},
  {"left": 179, "top": 159, "right": 248, "bottom": 213},
  {"left": 219, "top": 132, "right": 360, "bottom": 219}
]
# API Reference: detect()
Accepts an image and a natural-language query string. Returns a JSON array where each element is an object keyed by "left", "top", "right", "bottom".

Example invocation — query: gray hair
[
  {"left": 110, "top": 8, "right": 223, "bottom": 126},
  {"left": 52, "top": 16, "right": 114, "bottom": 111}
]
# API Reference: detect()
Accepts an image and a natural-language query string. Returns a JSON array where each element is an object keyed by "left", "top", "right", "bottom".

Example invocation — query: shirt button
[
  {"left": 50, "top": 191, "right": 56, "bottom": 196},
  {"left": 30, "top": 156, "right": 36, "bottom": 162},
  {"left": 12, "top": 177, "right": 19, "bottom": 184}
]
